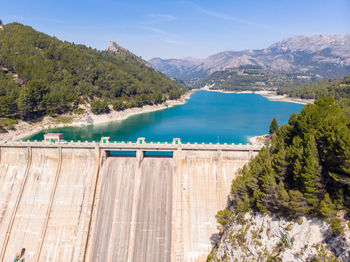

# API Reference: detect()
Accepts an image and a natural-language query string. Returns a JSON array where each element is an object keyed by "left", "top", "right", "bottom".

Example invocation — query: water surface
[{"left": 28, "top": 91, "right": 304, "bottom": 144}]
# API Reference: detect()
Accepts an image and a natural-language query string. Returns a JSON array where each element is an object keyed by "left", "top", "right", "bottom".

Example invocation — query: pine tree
[
  {"left": 255, "top": 162, "right": 277, "bottom": 214},
  {"left": 18, "top": 87, "right": 35, "bottom": 119},
  {"left": 269, "top": 116, "right": 279, "bottom": 134},
  {"left": 288, "top": 190, "right": 310, "bottom": 217},
  {"left": 274, "top": 181, "right": 290, "bottom": 214},
  {"left": 320, "top": 193, "right": 337, "bottom": 219},
  {"left": 271, "top": 137, "right": 288, "bottom": 176},
  {"left": 299, "top": 133, "right": 323, "bottom": 210}
]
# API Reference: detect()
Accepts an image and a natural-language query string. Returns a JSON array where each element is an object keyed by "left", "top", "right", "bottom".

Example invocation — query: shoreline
[
  {"left": 0, "top": 88, "right": 308, "bottom": 143},
  {"left": 195, "top": 87, "right": 313, "bottom": 105},
  {"left": 0, "top": 91, "right": 193, "bottom": 142}
]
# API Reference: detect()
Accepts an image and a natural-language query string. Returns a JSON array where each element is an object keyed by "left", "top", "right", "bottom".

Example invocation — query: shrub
[
  {"left": 216, "top": 209, "right": 234, "bottom": 229},
  {"left": 73, "top": 108, "right": 85, "bottom": 115},
  {"left": 113, "top": 99, "right": 126, "bottom": 111},
  {"left": 90, "top": 100, "right": 110, "bottom": 114},
  {"left": 0, "top": 118, "right": 17, "bottom": 132},
  {"left": 330, "top": 218, "right": 344, "bottom": 236},
  {"left": 296, "top": 217, "right": 303, "bottom": 225}
]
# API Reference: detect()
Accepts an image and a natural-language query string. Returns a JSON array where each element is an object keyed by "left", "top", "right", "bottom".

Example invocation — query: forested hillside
[
  {"left": 0, "top": 23, "right": 185, "bottom": 121},
  {"left": 210, "top": 97, "right": 350, "bottom": 260},
  {"left": 278, "top": 75, "right": 350, "bottom": 100},
  {"left": 193, "top": 65, "right": 310, "bottom": 91}
]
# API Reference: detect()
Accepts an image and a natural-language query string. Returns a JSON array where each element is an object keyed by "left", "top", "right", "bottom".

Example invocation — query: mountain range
[{"left": 149, "top": 34, "right": 350, "bottom": 84}]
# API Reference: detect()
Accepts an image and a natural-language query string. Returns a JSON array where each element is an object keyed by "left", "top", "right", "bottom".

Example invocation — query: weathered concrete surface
[
  {"left": 90, "top": 157, "right": 174, "bottom": 262},
  {"left": 0, "top": 147, "right": 28, "bottom": 256},
  {"left": 38, "top": 148, "right": 98, "bottom": 261},
  {"left": 0, "top": 147, "right": 99, "bottom": 262},
  {"left": 0, "top": 144, "right": 257, "bottom": 262},
  {"left": 3, "top": 148, "right": 59, "bottom": 261},
  {"left": 172, "top": 150, "right": 257, "bottom": 262}
]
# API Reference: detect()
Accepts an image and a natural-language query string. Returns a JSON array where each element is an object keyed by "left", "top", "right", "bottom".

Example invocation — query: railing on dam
[{"left": 0, "top": 137, "right": 264, "bottom": 152}]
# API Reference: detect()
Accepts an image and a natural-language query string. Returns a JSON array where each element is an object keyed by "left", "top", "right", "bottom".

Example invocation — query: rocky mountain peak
[
  {"left": 106, "top": 41, "right": 151, "bottom": 68},
  {"left": 106, "top": 41, "right": 125, "bottom": 54},
  {"left": 269, "top": 34, "right": 350, "bottom": 53}
]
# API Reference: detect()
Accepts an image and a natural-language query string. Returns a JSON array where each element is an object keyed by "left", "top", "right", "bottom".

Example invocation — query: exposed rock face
[
  {"left": 150, "top": 34, "right": 350, "bottom": 81},
  {"left": 209, "top": 213, "right": 350, "bottom": 261},
  {"left": 107, "top": 41, "right": 152, "bottom": 68}
]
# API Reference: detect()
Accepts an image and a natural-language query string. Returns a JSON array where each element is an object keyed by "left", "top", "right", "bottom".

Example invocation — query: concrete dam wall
[{"left": 0, "top": 142, "right": 259, "bottom": 261}]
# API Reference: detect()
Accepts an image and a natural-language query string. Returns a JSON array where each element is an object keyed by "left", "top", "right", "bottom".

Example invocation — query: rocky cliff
[
  {"left": 208, "top": 213, "right": 350, "bottom": 261},
  {"left": 106, "top": 41, "right": 152, "bottom": 68}
]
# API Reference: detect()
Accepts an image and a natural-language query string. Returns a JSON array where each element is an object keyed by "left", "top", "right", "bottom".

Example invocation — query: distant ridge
[{"left": 150, "top": 34, "right": 350, "bottom": 82}]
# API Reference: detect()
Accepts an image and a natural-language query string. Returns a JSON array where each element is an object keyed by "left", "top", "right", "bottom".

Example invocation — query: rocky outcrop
[
  {"left": 208, "top": 212, "right": 350, "bottom": 261},
  {"left": 107, "top": 41, "right": 152, "bottom": 68}
]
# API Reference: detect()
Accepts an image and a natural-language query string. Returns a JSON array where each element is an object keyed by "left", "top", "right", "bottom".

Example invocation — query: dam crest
[{"left": 0, "top": 137, "right": 261, "bottom": 261}]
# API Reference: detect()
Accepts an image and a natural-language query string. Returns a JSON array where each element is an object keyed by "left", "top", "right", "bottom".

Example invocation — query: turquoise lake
[{"left": 28, "top": 91, "right": 305, "bottom": 144}]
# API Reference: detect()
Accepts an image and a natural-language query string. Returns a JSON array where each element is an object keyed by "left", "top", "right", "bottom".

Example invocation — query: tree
[
  {"left": 320, "top": 193, "right": 337, "bottom": 219},
  {"left": 288, "top": 190, "right": 310, "bottom": 217},
  {"left": 269, "top": 116, "right": 279, "bottom": 134},
  {"left": 90, "top": 100, "right": 110, "bottom": 114},
  {"left": 18, "top": 87, "right": 35, "bottom": 119},
  {"left": 0, "top": 19, "right": 2, "bottom": 25},
  {"left": 0, "top": 96, "right": 17, "bottom": 117},
  {"left": 299, "top": 133, "right": 323, "bottom": 209},
  {"left": 113, "top": 99, "right": 125, "bottom": 111}
]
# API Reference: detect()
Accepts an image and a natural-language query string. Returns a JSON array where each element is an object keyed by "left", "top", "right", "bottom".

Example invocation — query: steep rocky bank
[{"left": 208, "top": 213, "right": 350, "bottom": 261}]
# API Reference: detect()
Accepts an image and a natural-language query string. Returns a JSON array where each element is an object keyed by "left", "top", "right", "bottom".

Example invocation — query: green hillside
[
  {"left": 277, "top": 76, "right": 350, "bottom": 100},
  {"left": 0, "top": 23, "right": 186, "bottom": 121},
  {"left": 213, "top": 97, "right": 350, "bottom": 245},
  {"left": 210, "top": 97, "right": 350, "bottom": 260},
  {"left": 193, "top": 65, "right": 312, "bottom": 91}
]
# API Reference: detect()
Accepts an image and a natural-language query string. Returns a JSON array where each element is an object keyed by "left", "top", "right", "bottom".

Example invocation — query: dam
[{"left": 0, "top": 137, "right": 261, "bottom": 261}]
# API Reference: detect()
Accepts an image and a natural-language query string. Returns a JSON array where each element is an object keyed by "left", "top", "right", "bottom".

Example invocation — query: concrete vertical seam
[
  {"left": 34, "top": 146, "right": 62, "bottom": 262},
  {"left": 127, "top": 150, "right": 143, "bottom": 261},
  {"left": 82, "top": 145, "right": 101, "bottom": 262},
  {"left": 0, "top": 146, "right": 32, "bottom": 261}
]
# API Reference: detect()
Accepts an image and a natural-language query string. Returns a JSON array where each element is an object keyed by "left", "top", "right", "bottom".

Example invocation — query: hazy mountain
[
  {"left": 150, "top": 34, "right": 350, "bottom": 83},
  {"left": 149, "top": 57, "right": 205, "bottom": 81}
]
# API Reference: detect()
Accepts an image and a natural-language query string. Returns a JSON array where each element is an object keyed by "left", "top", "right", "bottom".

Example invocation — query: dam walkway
[
  {"left": 0, "top": 137, "right": 262, "bottom": 261},
  {"left": 0, "top": 137, "right": 262, "bottom": 151}
]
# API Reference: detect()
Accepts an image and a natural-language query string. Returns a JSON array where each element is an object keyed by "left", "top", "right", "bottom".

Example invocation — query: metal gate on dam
[{"left": 0, "top": 137, "right": 261, "bottom": 262}]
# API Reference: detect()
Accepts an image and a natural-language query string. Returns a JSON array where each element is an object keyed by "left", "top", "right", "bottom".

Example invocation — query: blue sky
[{"left": 2, "top": 0, "right": 349, "bottom": 59}]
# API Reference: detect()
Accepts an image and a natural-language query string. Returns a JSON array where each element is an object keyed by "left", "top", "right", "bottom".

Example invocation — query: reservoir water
[{"left": 28, "top": 91, "right": 304, "bottom": 144}]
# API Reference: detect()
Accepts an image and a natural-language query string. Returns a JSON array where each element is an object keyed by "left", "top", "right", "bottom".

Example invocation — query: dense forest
[
  {"left": 0, "top": 23, "right": 186, "bottom": 122},
  {"left": 277, "top": 76, "right": 350, "bottom": 100},
  {"left": 216, "top": 97, "right": 350, "bottom": 236},
  {"left": 193, "top": 65, "right": 312, "bottom": 91}
]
